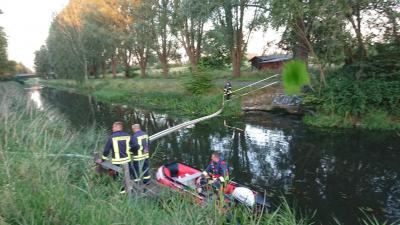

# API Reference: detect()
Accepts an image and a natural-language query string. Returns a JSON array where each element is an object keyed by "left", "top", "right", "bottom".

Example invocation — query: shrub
[
  {"left": 362, "top": 110, "right": 394, "bottom": 130},
  {"left": 185, "top": 71, "right": 214, "bottom": 95}
]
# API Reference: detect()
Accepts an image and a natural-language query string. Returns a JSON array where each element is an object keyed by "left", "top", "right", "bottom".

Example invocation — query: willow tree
[
  {"left": 268, "top": 0, "right": 350, "bottom": 86},
  {"left": 151, "top": 0, "right": 179, "bottom": 78},
  {"left": 172, "top": 0, "right": 213, "bottom": 71},
  {"left": 212, "top": 0, "right": 267, "bottom": 77},
  {"left": 131, "top": 1, "right": 154, "bottom": 77},
  {"left": 34, "top": 45, "right": 52, "bottom": 78}
]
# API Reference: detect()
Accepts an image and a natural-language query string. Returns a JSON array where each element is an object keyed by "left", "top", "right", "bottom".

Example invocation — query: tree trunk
[
  {"left": 161, "top": 61, "right": 169, "bottom": 78},
  {"left": 101, "top": 61, "right": 106, "bottom": 78},
  {"left": 293, "top": 15, "right": 310, "bottom": 65},
  {"left": 83, "top": 57, "right": 88, "bottom": 82},
  {"left": 139, "top": 58, "right": 147, "bottom": 78},
  {"left": 111, "top": 56, "right": 117, "bottom": 78},
  {"left": 140, "top": 66, "right": 147, "bottom": 78},
  {"left": 232, "top": 48, "right": 242, "bottom": 77},
  {"left": 189, "top": 55, "right": 197, "bottom": 72},
  {"left": 293, "top": 44, "right": 309, "bottom": 64},
  {"left": 124, "top": 62, "right": 130, "bottom": 77}
]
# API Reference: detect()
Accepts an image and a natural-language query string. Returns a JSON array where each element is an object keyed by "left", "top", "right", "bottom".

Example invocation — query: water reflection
[
  {"left": 37, "top": 87, "right": 400, "bottom": 225},
  {"left": 29, "top": 89, "right": 43, "bottom": 110}
]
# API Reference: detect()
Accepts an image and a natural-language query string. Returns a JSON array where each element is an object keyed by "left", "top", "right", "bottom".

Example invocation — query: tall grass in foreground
[{"left": 0, "top": 82, "right": 310, "bottom": 225}]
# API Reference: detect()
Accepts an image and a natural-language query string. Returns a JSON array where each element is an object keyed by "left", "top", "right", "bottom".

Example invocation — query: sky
[
  {"left": 0, "top": 0, "right": 282, "bottom": 71},
  {"left": 0, "top": 0, "right": 68, "bottom": 70}
]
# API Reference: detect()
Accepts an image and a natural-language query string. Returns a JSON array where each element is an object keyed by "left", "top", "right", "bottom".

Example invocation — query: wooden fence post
[{"left": 122, "top": 163, "right": 133, "bottom": 197}]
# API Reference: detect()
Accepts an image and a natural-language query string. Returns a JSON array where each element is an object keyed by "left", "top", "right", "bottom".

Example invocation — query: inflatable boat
[{"left": 156, "top": 162, "right": 270, "bottom": 208}]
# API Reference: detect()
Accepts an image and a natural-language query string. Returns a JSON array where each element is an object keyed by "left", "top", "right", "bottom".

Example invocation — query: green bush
[
  {"left": 362, "top": 110, "right": 394, "bottom": 130},
  {"left": 185, "top": 71, "right": 214, "bottom": 95},
  {"left": 318, "top": 75, "right": 400, "bottom": 117},
  {"left": 197, "top": 56, "right": 228, "bottom": 70}
]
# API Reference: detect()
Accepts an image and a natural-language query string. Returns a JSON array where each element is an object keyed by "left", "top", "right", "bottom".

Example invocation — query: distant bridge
[{"left": 14, "top": 73, "right": 38, "bottom": 79}]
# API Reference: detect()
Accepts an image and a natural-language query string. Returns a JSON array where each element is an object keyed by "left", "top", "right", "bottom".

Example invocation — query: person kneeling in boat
[
  {"left": 130, "top": 124, "right": 151, "bottom": 185},
  {"left": 198, "top": 152, "right": 229, "bottom": 193},
  {"left": 96, "top": 121, "right": 132, "bottom": 178}
]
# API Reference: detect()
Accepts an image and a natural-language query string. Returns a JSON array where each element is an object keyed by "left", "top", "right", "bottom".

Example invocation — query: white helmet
[{"left": 232, "top": 187, "right": 255, "bottom": 207}]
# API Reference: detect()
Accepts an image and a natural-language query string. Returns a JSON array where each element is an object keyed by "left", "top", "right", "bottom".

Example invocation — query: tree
[
  {"left": 0, "top": 9, "right": 9, "bottom": 77},
  {"left": 131, "top": 1, "right": 155, "bottom": 77},
  {"left": 34, "top": 45, "right": 52, "bottom": 77},
  {"left": 172, "top": 0, "right": 212, "bottom": 71},
  {"left": 268, "top": 0, "right": 351, "bottom": 86},
  {"left": 0, "top": 26, "right": 8, "bottom": 76},
  {"left": 15, "top": 62, "right": 32, "bottom": 74},
  {"left": 212, "top": 0, "right": 267, "bottom": 77},
  {"left": 151, "top": 0, "right": 179, "bottom": 78}
]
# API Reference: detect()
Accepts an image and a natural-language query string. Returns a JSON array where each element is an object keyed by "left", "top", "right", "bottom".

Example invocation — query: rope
[{"left": 230, "top": 74, "right": 280, "bottom": 94}]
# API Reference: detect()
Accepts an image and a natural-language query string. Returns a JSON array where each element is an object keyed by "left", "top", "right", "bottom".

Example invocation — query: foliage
[
  {"left": 282, "top": 60, "right": 310, "bottom": 95},
  {"left": 210, "top": 0, "right": 267, "bottom": 77},
  {"left": 197, "top": 56, "right": 228, "bottom": 70},
  {"left": 0, "top": 21, "right": 28, "bottom": 79},
  {"left": 303, "top": 66, "right": 400, "bottom": 129},
  {"left": 0, "top": 26, "right": 7, "bottom": 76},
  {"left": 362, "top": 110, "right": 395, "bottom": 130},
  {"left": 172, "top": 0, "right": 213, "bottom": 69},
  {"left": 202, "top": 29, "right": 232, "bottom": 66},
  {"left": 34, "top": 45, "right": 52, "bottom": 77},
  {"left": 185, "top": 71, "right": 214, "bottom": 95}
]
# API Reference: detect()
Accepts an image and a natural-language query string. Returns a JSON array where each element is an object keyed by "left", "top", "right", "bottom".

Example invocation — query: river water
[{"left": 28, "top": 86, "right": 399, "bottom": 225}]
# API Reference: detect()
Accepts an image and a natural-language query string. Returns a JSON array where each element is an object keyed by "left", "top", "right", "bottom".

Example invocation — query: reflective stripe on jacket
[
  {"left": 102, "top": 131, "right": 131, "bottom": 165},
  {"left": 130, "top": 130, "right": 149, "bottom": 161}
]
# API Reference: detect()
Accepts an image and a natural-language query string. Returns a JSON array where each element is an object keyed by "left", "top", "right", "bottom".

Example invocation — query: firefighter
[
  {"left": 97, "top": 121, "right": 131, "bottom": 178},
  {"left": 224, "top": 81, "right": 232, "bottom": 100},
  {"left": 199, "top": 151, "right": 229, "bottom": 192},
  {"left": 130, "top": 124, "right": 151, "bottom": 184}
]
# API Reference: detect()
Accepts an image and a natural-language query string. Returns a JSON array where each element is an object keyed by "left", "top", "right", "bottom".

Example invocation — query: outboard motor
[{"left": 232, "top": 187, "right": 255, "bottom": 207}]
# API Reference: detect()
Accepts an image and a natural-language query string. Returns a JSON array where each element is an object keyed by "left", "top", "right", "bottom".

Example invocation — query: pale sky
[
  {"left": 0, "top": 0, "right": 68, "bottom": 70},
  {"left": 0, "top": 0, "right": 281, "bottom": 71}
]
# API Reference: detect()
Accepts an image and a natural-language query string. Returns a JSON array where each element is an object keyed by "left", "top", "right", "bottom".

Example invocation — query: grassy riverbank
[
  {"left": 0, "top": 82, "right": 313, "bottom": 225},
  {"left": 38, "top": 63, "right": 400, "bottom": 130},
  {"left": 40, "top": 77, "right": 244, "bottom": 118}
]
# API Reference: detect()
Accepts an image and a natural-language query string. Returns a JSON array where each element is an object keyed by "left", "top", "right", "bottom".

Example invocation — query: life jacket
[{"left": 209, "top": 160, "right": 229, "bottom": 179}]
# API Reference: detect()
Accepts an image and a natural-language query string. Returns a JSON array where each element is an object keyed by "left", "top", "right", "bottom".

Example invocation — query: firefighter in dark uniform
[
  {"left": 199, "top": 151, "right": 229, "bottom": 192},
  {"left": 224, "top": 81, "right": 232, "bottom": 100},
  {"left": 97, "top": 121, "right": 131, "bottom": 177},
  {"left": 130, "top": 124, "right": 151, "bottom": 184}
]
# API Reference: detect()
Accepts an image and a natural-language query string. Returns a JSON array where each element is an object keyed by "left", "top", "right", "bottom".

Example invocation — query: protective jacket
[
  {"left": 205, "top": 159, "right": 229, "bottom": 179},
  {"left": 102, "top": 131, "right": 131, "bottom": 165},
  {"left": 130, "top": 130, "right": 150, "bottom": 183},
  {"left": 130, "top": 130, "right": 149, "bottom": 161}
]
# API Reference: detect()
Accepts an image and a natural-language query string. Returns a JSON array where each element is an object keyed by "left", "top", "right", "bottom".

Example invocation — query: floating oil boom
[{"left": 148, "top": 74, "right": 280, "bottom": 142}]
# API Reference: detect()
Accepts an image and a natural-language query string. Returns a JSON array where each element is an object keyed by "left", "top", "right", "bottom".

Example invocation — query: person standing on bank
[
  {"left": 130, "top": 124, "right": 151, "bottom": 184},
  {"left": 224, "top": 81, "right": 232, "bottom": 100},
  {"left": 97, "top": 121, "right": 131, "bottom": 178}
]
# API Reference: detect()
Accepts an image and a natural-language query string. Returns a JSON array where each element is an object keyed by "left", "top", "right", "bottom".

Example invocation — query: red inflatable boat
[{"left": 156, "top": 162, "right": 269, "bottom": 208}]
